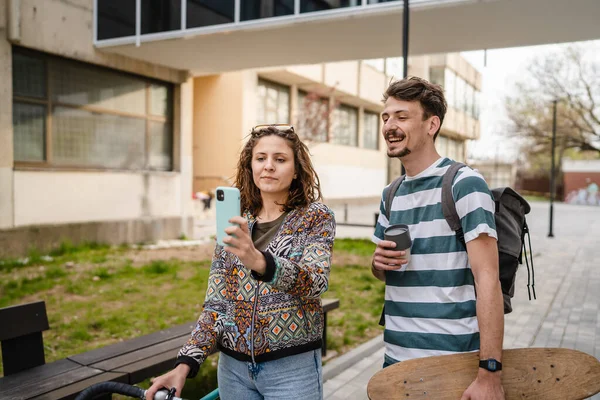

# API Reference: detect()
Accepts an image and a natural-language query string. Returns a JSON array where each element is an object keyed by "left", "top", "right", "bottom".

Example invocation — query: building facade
[
  {"left": 469, "top": 160, "right": 517, "bottom": 189},
  {"left": 0, "top": 0, "right": 481, "bottom": 257},
  {"left": 192, "top": 54, "right": 482, "bottom": 200},
  {"left": 563, "top": 159, "right": 600, "bottom": 206},
  {"left": 0, "top": 0, "right": 194, "bottom": 257}
]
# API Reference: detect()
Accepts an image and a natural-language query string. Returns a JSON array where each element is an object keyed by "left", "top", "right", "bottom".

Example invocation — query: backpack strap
[
  {"left": 441, "top": 162, "right": 467, "bottom": 247},
  {"left": 384, "top": 175, "right": 406, "bottom": 220}
]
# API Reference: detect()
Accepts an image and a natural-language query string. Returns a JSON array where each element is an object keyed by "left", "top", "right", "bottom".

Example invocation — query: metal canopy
[{"left": 95, "top": 0, "right": 600, "bottom": 75}]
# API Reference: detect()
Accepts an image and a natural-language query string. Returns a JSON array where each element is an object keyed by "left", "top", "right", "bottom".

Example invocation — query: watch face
[{"left": 480, "top": 358, "right": 501, "bottom": 372}]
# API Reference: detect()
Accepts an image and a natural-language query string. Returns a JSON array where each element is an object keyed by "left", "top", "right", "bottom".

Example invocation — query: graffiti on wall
[{"left": 565, "top": 179, "right": 600, "bottom": 206}]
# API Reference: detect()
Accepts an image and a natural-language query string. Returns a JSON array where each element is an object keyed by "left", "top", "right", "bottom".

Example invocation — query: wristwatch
[{"left": 479, "top": 358, "right": 502, "bottom": 372}]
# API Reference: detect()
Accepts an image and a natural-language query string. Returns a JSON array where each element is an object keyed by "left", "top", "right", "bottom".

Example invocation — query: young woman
[{"left": 146, "top": 125, "right": 335, "bottom": 400}]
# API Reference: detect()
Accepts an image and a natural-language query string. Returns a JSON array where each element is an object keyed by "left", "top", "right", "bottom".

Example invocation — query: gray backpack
[{"left": 383, "top": 162, "right": 535, "bottom": 314}]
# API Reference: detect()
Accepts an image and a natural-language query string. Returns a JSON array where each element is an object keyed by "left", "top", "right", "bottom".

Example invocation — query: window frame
[
  {"left": 331, "top": 103, "right": 359, "bottom": 147},
  {"left": 444, "top": 68, "right": 456, "bottom": 109},
  {"left": 296, "top": 89, "right": 329, "bottom": 143},
  {"left": 256, "top": 78, "right": 291, "bottom": 125},
  {"left": 12, "top": 47, "right": 175, "bottom": 172},
  {"left": 362, "top": 110, "right": 380, "bottom": 150}
]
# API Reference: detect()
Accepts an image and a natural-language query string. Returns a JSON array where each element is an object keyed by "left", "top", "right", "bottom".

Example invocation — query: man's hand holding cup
[{"left": 372, "top": 224, "right": 413, "bottom": 277}]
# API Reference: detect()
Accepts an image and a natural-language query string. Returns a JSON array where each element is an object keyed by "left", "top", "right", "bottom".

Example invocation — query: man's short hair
[{"left": 383, "top": 77, "right": 448, "bottom": 140}]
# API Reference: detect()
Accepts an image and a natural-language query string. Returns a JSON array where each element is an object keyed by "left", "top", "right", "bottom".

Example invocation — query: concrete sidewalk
[
  {"left": 322, "top": 201, "right": 600, "bottom": 400},
  {"left": 190, "top": 200, "right": 600, "bottom": 399}
]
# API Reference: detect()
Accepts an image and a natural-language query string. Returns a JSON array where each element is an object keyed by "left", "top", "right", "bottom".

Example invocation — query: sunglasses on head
[{"left": 251, "top": 124, "right": 295, "bottom": 136}]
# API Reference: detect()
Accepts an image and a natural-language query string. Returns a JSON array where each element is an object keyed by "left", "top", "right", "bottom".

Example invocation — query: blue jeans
[{"left": 217, "top": 350, "right": 323, "bottom": 400}]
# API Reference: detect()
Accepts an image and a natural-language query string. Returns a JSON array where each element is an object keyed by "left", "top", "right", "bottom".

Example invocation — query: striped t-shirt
[{"left": 372, "top": 157, "right": 497, "bottom": 365}]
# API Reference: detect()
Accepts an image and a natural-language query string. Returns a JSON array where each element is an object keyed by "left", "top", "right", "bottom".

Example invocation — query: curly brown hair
[
  {"left": 383, "top": 76, "right": 447, "bottom": 140},
  {"left": 234, "top": 126, "right": 322, "bottom": 215}
]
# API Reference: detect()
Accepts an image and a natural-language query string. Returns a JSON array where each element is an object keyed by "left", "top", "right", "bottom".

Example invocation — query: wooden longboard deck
[{"left": 367, "top": 348, "right": 600, "bottom": 400}]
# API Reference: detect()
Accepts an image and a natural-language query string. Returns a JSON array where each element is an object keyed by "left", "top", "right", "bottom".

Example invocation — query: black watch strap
[{"left": 479, "top": 358, "right": 502, "bottom": 372}]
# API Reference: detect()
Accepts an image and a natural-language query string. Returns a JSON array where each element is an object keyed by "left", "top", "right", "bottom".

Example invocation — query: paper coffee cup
[{"left": 384, "top": 224, "right": 412, "bottom": 263}]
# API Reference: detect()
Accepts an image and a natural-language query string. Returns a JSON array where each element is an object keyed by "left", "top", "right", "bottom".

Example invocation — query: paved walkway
[
  {"left": 191, "top": 199, "right": 600, "bottom": 399},
  {"left": 323, "top": 200, "right": 600, "bottom": 400}
]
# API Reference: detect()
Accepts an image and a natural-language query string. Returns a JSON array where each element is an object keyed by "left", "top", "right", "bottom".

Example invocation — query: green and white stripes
[{"left": 373, "top": 158, "right": 496, "bottom": 364}]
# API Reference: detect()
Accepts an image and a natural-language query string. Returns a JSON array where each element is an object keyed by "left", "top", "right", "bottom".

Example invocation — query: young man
[{"left": 372, "top": 77, "right": 505, "bottom": 399}]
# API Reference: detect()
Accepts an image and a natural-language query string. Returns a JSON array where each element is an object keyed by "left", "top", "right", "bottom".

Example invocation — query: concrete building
[
  {"left": 469, "top": 159, "right": 517, "bottom": 189},
  {"left": 0, "top": 0, "right": 480, "bottom": 256},
  {"left": 192, "top": 54, "right": 481, "bottom": 200},
  {"left": 563, "top": 159, "right": 600, "bottom": 206},
  {"left": 0, "top": 0, "right": 194, "bottom": 256},
  {"left": 3, "top": 0, "right": 598, "bottom": 256}
]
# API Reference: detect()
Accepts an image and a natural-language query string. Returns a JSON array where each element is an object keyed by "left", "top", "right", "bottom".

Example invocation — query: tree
[
  {"left": 296, "top": 85, "right": 339, "bottom": 145},
  {"left": 505, "top": 44, "right": 600, "bottom": 177}
]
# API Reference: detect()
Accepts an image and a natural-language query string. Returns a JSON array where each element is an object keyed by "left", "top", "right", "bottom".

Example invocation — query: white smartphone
[{"left": 215, "top": 187, "right": 241, "bottom": 246}]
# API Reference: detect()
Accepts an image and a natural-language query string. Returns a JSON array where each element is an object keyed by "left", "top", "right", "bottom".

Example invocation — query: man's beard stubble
[
  {"left": 387, "top": 147, "right": 411, "bottom": 158},
  {"left": 385, "top": 128, "right": 411, "bottom": 159}
]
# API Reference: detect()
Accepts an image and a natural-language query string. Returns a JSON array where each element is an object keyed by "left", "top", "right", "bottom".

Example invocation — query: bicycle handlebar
[{"left": 74, "top": 382, "right": 183, "bottom": 400}]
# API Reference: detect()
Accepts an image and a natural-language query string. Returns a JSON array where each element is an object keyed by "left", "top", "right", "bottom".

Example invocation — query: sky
[
  {"left": 460, "top": 40, "right": 600, "bottom": 163},
  {"left": 460, "top": 46, "right": 552, "bottom": 162}
]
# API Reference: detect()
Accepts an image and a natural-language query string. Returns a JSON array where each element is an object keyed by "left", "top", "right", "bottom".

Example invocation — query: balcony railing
[{"left": 94, "top": 0, "right": 446, "bottom": 47}]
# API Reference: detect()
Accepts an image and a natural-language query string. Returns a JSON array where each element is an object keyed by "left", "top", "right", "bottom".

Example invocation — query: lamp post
[
  {"left": 403, "top": 0, "right": 409, "bottom": 79},
  {"left": 548, "top": 99, "right": 558, "bottom": 238},
  {"left": 400, "top": 0, "right": 409, "bottom": 176}
]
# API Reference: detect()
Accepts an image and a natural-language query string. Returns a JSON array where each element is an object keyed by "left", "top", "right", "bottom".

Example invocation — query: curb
[{"left": 323, "top": 334, "right": 384, "bottom": 382}]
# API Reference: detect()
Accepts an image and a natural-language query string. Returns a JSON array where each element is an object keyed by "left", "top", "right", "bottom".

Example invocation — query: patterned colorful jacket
[{"left": 176, "top": 202, "right": 335, "bottom": 377}]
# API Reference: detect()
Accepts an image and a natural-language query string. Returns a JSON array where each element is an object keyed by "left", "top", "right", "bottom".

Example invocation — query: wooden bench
[
  {"left": 1, "top": 298, "right": 340, "bottom": 400},
  {"left": 321, "top": 298, "right": 340, "bottom": 357},
  {"left": 0, "top": 301, "right": 49, "bottom": 375}
]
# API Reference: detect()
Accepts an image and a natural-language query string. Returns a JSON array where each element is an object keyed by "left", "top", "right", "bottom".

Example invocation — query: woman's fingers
[
  {"left": 229, "top": 216, "right": 246, "bottom": 224},
  {"left": 229, "top": 216, "right": 249, "bottom": 234},
  {"left": 145, "top": 379, "right": 164, "bottom": 400},
  {"left": 224, "top": 225, "right": 239, "bottom": 235}
]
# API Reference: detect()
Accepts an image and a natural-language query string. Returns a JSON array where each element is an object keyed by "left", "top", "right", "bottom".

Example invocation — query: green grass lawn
[
  {"left": 523, "top": 195, "right": 550, "bottom": 203},
  {"left": 0, "top": 238, "right": 381, "bottom": 397}
]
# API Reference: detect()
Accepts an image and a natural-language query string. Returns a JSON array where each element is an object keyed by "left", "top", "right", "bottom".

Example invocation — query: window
[
  {"left": 455, "top": 76, "right": 466, "bottom": 114},
  {"left": 429, "top": 67, "right": 444, "bottom": 87},
  {"left": 186, "top": 1, "right": 235, "bottom": 29},
  {"left": 444, "top": 69, "right": 456, "bottom": 109},
  {"left": 97, "top": 0, "right": 135, "bottom": 40},
  {"left": 331, "top": 104, "right": 358, "bottom": 146},
  {"left": 455, "top": 140, "right": 465, "bottom": 162},
  {"left": 12, "top": 48, "right": 174, "bottom": 171},
  {"left": 434, "top": 67, "right": 478, "bottom": 118},
  {"left": 436, "top": 135, "right": 448, "bottom": 158},
  {"left": 241, "top": 0, "right": 295, "bottom": 21},
  {"left": 257, "top": 79, "right": 290, "bottom": 126},
  {"left": 142, "top": 0, "right": 181, "bottom": 35},
  {"left": 437, "top": 136, "right": 465, "bottom": 161},
  {"left": 465, "top": 84, "right": 473, "bottom": 117},
  {"left": 447, "top": 138, "right": 457, "bottom": 161},
  {"left": 13, "top": 103, "right": 46, "bottom": 162},
  {"left": 301, "top": 0, "right": 360, "bottom": 13},
  {"left": 297, "top": 90, "right": 328, "bottom": 142},
  {"left": 474, "top": 90, "right": 481, "bottom": 120},
  {"left": 363, "top": 111, "right": 379, "bottom": 150}
]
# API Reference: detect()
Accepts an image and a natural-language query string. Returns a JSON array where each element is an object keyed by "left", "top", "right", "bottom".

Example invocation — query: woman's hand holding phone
[
  {"left": 223, "top": 216, "right": 267, "bottom": 275},
  {"left": 215, "top": 187, "right": 241, "bottom": 246},
  {"left": 215, "top": 186, "right": 265, "bottom": 274}
]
